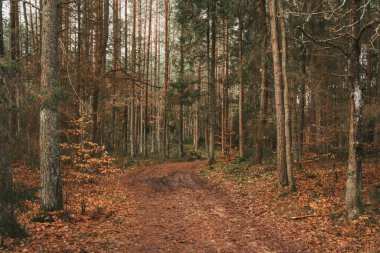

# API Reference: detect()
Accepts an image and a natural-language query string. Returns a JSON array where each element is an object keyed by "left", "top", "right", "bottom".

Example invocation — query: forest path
[{"left": 117, "top": 160, "right": 307, "bottom": 253}]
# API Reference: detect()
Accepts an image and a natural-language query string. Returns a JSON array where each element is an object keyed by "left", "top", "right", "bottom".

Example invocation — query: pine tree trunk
[
  {"left": 255, "top": 0, "right": 268, "bottom": 164},
  {"left": 222, "top": 20, "right": 229, "bottom": 156},
  {"left": 178, "top": 27, "right": 185, "bottom": 157},
  {"left": 9, "top": 0, "right": 20, "bottom": 135},
  {"left": 297, "top": 51, "right": 306, "bottom": 170},
  {"left": 345, "top": 0, "right": 363, "bottom": 220},
  {"left": 238, "top": 17, "right": 244, "bottom": 159},
  {"left": 0, "top": 127, "right": 19, "bottom": 236},
  {"left": 76, "top": 0, "right": 82, "bottom": 116},
  {"left": 92, "top": 0, "right": 103, "bottom": 143},
  {"left": 144, "top": 0, "right": 153, "bottom": 158},
  {"left": 23, "top": 1, "right": 29, "bottom": 55},
  {"left": 163, "top": 0, "right": 169, "bottom": 158},
  {"left": 208, "top": 1, "right": 216, "bottom": 164},
  {"left": 279, "top": 1, "right": 296, "bottom": 191},
  {"left": 269, "top": 0, "right": 288, "bottom": 186},
  {"left": 0, "top": 0, "right": 3, "bottom": 57},
  {"left": 130, "top": 0, "right": 137, "bottom": 157},
  {"left": 40, "top": 0, "right": 63, "bottom": 211}
]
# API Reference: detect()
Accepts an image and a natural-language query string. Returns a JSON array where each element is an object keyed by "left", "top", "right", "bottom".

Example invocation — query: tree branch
[{"left": 297, "top": 26, "right": 349, "bottom": 57}]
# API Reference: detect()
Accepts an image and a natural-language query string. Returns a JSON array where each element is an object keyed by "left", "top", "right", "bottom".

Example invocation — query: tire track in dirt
[{"left": 120, "top": 160, "right": 308, "bottom": 253}]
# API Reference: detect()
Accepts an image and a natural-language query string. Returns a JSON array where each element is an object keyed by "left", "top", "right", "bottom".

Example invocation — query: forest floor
[{"left": 1, "top": 157, "right": 379, "bottom": 252}]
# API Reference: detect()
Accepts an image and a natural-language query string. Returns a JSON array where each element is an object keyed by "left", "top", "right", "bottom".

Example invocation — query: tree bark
[
  {"left": 178, "top": 27, "right": 185, "bottom": 157},
  {"left": 40, "top": 0, "right": 63, "bottom": 211},
  {"left": 208, "top": 0, "right": 216, "bottom": 164},
  {"left": 0, "top": 0, "right": 3, "bottom": 57},
  {"left": 269, "top": 0, "right": 288, "bottom": 186},
  {"left": 144, "top": 0, "right": 153, "bottom": 158},
  {"left": 255, "top": 0, "right": 268, "bottom": 164},
  {"left": 222, "top": 19, "right": 229, "bottom": 156},
  {"left": 163, "top": 0, "right": 170, "bottom": 158},
  {"left": 130, "top": 0, "right": 137, "bottom": 157},
  {"left": 238, "top": 17, "right": 244, "bottom": 159},
  {"left": 345, "top": 0, "right": 363, "bottom": 220},
  {"left": 279, "top": 0, "right": 296, "bottom": 191},
  {"left": 0, "top": 127, "right": 20, "bottom": 236}
]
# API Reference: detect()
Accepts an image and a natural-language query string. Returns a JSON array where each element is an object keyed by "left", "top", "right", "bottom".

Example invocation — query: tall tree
[
  {"left": 255, "top": 0, "right": 268, "bottom": 164},
  {"left": 0, "top": 129, "right": 17, "bottom": 236},
  {"left": 208, "top": 0, "right": 217, "bottom": 164},
  {"left": 238, "top": 17, "right": 244, "bottom": 158},
  {"left": 178, "top": 26, "right": 185, "bottom": 157},
  {"left": 279, "top": 0, "right": 296, "bottom": 191},
  {"left": 40, "top": 0, "right": 63, "bottom": 211},
  {"left": 269, "top": 0, "right": 287, "bottom": 186},
  {"left": 0, "top": 0, "right": 3, "bottom": 57},
  {"left": 345, "top": 0, "right": 363, "bottom": 220},
  {"left": 144, "top": 0, "right": 153, "bottom": 158},
  {"left": 130, "top": 0, "right": 137, "bottom": 157},
  {"left": 163, "top": 0, "right": 170, "bottom": 158},
  {"left": 9, "top": 0, "right": 20, "bottom": 135}
]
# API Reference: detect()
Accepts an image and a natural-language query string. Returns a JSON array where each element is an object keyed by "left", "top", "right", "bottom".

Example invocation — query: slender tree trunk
[
  {"left": 279, "top": 1, "right": 296, "bottom": 191},
  {"left": 154, "top": 0, "right": 160, "bottom": 153},
  {"left": 194, "top": 60, "right": 201, "bottom": 152},
  {"left": 130, "top": 0, "right": 137, "bottom": 157},
  {"left": 346, "top": 0, "right": 363, "bottom": 220},
  {"left": 178, "top": 27, "right": 185, "bottom": 157},
  {"left": 92, "top": 0, "right": 103, "bottom": 142},
  {"left": 222, "top": 20, "right": 229, "bottom": 156},
  {"left": 40, "top": 0, "right": 63, "bottom": 211},
  {"left": 208, "top": 0, "right": 216, "bottom": 164},
  {"left": 255, "top": 0, "right": 268, "bottom": 164},
  {"left": 23, "top": 1, "right": 29, "bottom": 55},
  {"left": 238, "top": 17, "right": 244, "bottom": 158},
  {"left": 112, "top": 0, "right": 121, "bottom": 150},
  {"left": 29, "top": 4, "right": 36, "bottom": 52},
  {"left": 163, "top": 0, "right": 169, "bottom": 158},
  {"left": 269, "top": 0, "right": 288, "bottom": 186},
  {"left": 0, "top": 0, "right": 3, "bottom": 57},
  {"left": 123, "top": 0, "right": 128, "bottom": 154},
  {"left": 297, "top": 51, "right": 306, "bottom": 170},
  {"left": 144, "top": 0, "right": 153, "bottom": 158},
  {"left": 9, "top": 0, "right": 20, "bottom": 135},
  {"left": 76, "top": 0, "right": 82, "bottom": 116}
]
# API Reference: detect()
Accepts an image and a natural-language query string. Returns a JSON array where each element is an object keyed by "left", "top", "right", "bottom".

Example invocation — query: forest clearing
[{"left": 1, "top": 0, "right": 380, "bottom": 252}]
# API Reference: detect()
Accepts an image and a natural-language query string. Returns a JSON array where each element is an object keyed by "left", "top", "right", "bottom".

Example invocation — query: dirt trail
[{"left": 117, "top": 160, "right": 308, "bottom": 253}]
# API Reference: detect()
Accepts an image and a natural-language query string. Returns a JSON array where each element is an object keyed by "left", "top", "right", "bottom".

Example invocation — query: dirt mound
[{"left": 146, "top": 171, "right": 205, "bottom": 192}]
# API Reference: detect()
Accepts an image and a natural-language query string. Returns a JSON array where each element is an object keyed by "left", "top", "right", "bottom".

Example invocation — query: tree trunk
[
  {"left": 40, "top": 0, "right": 63, "bottom": 211},
  {"left": 279, "top": 0, "right": 296, "bottom": 191},
  {"left": 9, "top": 0, "right": 20, "bottom": 135},
  {"left": 76, "top": 0, "right": 82, "bottom": 116},
  {"left": 297, "top": 51, "right": 306, "bottom": 170},
  {"left": 112, "top": 0, "right": 121, "bottom": 150},
  {"left": 0, "top": 127, "right": 20, "bottom": 236},
  {"left": 130, "top": 0, "right": 137, "bottom": 157},
  {"left": 23, "top": 1, "right": 29, "bottom": 55},
  {"left": 208, "top": 1, "right": 216, "bottom": 164},
  {"left": 0, "top": 0, "right": 3, "bottom": 57},
  {"left": 255, "top": 0, "right": 268, "bottom": 164},
  {"left": 222, "top": 19, "right": 229, "bottom": 156},
  {"left": 269, "top": 0, "right": 288, "bottom": 186},
  {"left": 92, "top": 0, "right": 103, "bottom": 143},
  {"left": 163, "top": 0, "right": 169, "bottom": 158},
  {"left": 238, "top": 17, "right": 244, "bottom": 159},
  {"left": 178, "top": 27, "right": 185, "bottom": 157},
  {"left": 345, "top": 0, "right": 363, "bottom": 220},
  {"left": 144, "top": 0, "right": 153, "bottom": 158},
  {"left": 123, "top": 0, "right": 128, "bottom": 154}
]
